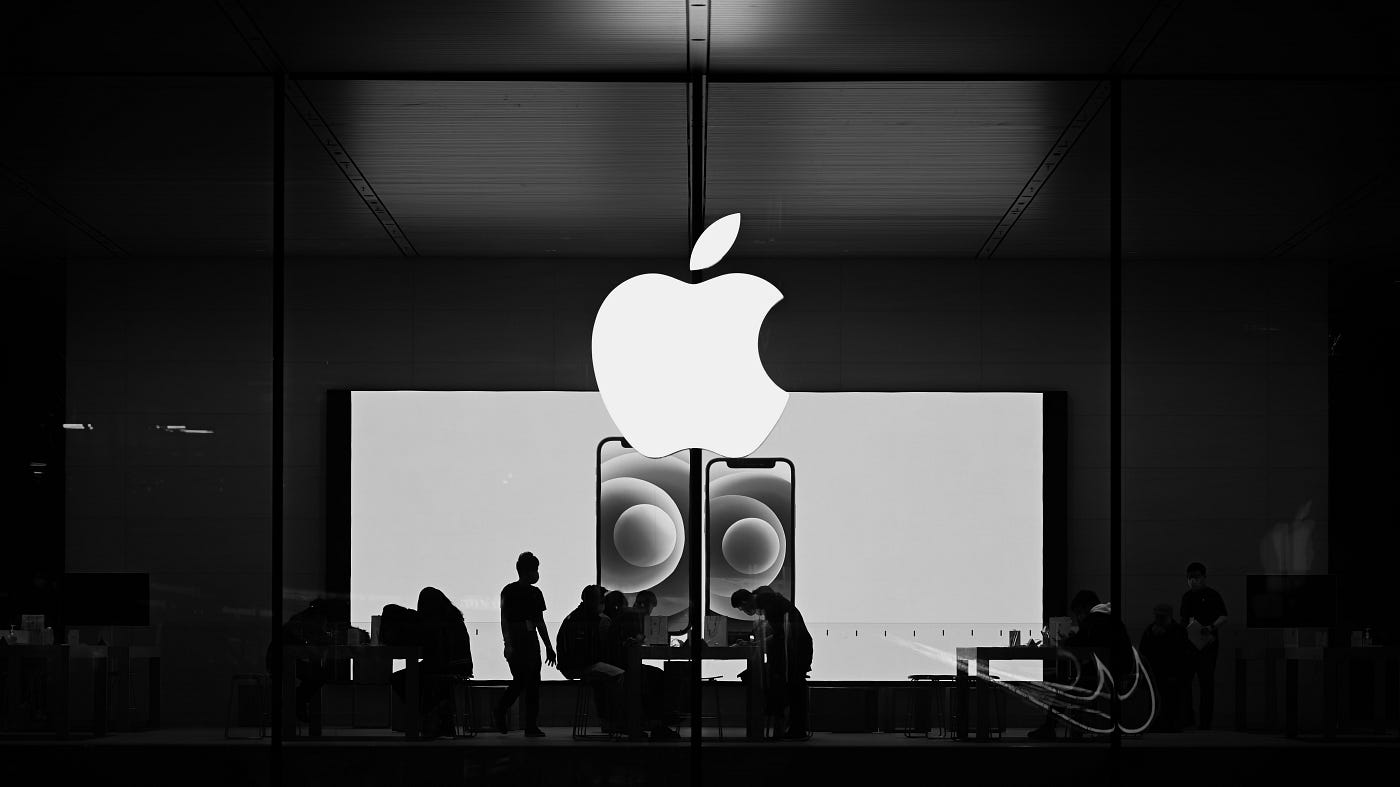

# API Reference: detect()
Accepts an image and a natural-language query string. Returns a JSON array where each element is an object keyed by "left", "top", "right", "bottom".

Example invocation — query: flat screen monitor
[
  {"left": 61, "top": 573, "right": 150, "bottom": 626},
  {"left": 337, "top": 390, "right": 1064, "bottom": 681}
]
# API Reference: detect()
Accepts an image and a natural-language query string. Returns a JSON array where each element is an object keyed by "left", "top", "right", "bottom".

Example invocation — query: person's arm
[
  {"left": 536, "top": 619, "right": 556, "bottom": 667},
  {"left": 1209, "top": 590, "right": 1229, "bottom": 630},
  {"left": 1203, "top": 614, "right": 1227, "bottom": 637},
  {"left": 501, "top": 599, "right": 513, "bottom": 661},
  {"left": 1180, "top": 593, "right": 1196, "bottom": 627}
]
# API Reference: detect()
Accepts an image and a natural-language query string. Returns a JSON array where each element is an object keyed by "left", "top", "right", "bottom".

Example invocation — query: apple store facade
[{"left": 5, "top": 2, "right": 1397, "bottom": 784}]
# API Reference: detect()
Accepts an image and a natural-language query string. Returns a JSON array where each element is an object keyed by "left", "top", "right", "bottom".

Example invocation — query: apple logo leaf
[{"left": 689, "top": 213, "right": 742, "bottom": 272}]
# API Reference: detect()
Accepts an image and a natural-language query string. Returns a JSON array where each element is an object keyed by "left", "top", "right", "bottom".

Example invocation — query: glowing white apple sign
[{"left": 591, "top": 213, "right": 789, "bottom": 459}]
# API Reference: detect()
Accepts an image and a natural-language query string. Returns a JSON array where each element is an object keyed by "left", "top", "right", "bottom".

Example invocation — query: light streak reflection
[{"left": 892, "top": 638, "right": 1158, "bottom": 735}]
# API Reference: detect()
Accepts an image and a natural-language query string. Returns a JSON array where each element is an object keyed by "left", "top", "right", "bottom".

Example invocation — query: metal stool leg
[
  {"left": 449, "top": 678, "right": 476, "bottom": 738},
  {"left": 225, "top": 674, "right": 267, "bottom": 740},
  {"left": 571, "top": 678, "right": 617, "bottom": 741}
]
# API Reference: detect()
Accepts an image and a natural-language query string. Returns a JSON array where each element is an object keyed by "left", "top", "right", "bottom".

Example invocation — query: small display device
[
  {"left": 704, "top": 615, "right": 728, "bottom": 647},
  {"left": 1045, "top": 616, "right": 1073, "bottom": 646},
  {"left": 644, "top": 615, "right": 669, "bottom": 645}
]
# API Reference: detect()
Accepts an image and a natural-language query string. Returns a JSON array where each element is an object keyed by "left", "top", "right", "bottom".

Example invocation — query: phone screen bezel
[{"left": 704, "top": 456, "right": 796, "bottom": 628}]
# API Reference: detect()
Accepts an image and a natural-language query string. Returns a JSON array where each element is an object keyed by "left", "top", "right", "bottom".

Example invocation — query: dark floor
[{"left": 4, "top": 726, "right": 1397, "bottom": 786}]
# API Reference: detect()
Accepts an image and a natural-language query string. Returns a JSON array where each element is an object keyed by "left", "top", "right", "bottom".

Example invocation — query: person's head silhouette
[
  {"left": 516, "top": 551, "right": 540, "bottom": 584},
  {"left": 1186, "top": 562, "right": 1208, "bottom": 590},
  {"left": 579, "top": 585, "right": 604, "bottom": 613},
  {"left": 418, "top": 586, "right": 463, "bottom": 622},
  {"left": 1069, "top": 589, "right": 1100, "bottom": 625},
  {"left": 603, "top": 590, "right": 627, "bottom": 619},
  {"left": 730, "top": 589, "right": 756, "bottom": 616}
]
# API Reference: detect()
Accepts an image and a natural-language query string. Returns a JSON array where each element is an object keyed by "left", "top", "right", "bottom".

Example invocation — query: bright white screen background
[{"left": 350, "top": 391, "right": 1043, "bottom": 680}]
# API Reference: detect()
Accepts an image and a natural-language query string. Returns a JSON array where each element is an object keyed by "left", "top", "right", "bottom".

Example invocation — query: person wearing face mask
[
  {"left": 494, "top": 551, "right": 556, "bottom": 737},
  {"left": 1180, "top": 562, "right": 1228, "bottom": 730}
]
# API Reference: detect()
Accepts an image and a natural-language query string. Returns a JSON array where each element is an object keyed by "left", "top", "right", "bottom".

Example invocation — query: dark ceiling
[{"left": 2, "top": 1, "right": 1397, "bottom": 260}]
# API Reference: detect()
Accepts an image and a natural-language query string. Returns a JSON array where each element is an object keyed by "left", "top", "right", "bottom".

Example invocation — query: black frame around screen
[{"left": 704, "top": 456, "right": 796, "bottom": 623}]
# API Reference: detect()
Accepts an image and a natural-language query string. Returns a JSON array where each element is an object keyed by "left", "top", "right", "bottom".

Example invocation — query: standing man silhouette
[
  {"left": 1180, "top": 562, "right": 1228, "bottom": 730},
  {"left": 495, "top": 551, "right": 556, "bottom": 737}
]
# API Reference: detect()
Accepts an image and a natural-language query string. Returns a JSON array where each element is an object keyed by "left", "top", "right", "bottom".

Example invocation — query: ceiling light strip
[
  {"left": 1268, "top": 165, "right": 1390, "bottom": 257},
  {"left": 975, "top": 81, "right": 1111, "bottom": 260},
  {"left": 214, "top": 0, "right": 284, "bottom": 73},
  {"left": 282, "top": 82, "right": 419, "bottom": 257},
  {"left": 218, "top": 0, "right": 417, "bottom": 256},
  {"left": 976, "top": 0, "right": 1182, "bottom": 260},
  {"left": 1, "top": 163, "right": 129, "bottom": 257}
]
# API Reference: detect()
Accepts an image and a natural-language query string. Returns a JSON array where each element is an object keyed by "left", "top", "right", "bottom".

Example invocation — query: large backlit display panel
[{"left": 345, "top": 391, "right": 1051, "bottom": 680}]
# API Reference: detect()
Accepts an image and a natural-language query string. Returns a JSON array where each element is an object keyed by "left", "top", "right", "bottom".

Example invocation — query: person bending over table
[
  {"left": 1027, "top": 589, "right": 1132, "bottom": 741},
  {"left": 731, "top": 586, "right": 812, "bottom": 740},
  {"left": 595, "top": 589, "right": 677, "bottom": 739}
]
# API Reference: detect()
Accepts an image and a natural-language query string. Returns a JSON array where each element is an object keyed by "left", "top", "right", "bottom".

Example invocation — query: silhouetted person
[
  {"left": 494, "top": 551, "right": 555, "bottom": 737},
  {"left": 732, "top": 586, "right": 813, "bottom": 740},
  {"left": 265, "top": 598, "right": 339, "bottom": 724},
  {"left": 557, "top": 586, "right": 625, "bottom": 729},
  {"left": 1180, "top": 562, "right": 1228, "bottom": 729},
  {"left": 599, "top": 589, "right": 676, "bottom": 739},
  {"left": 413, "top": 587, "right": 473, "bottom": 737},
  {"left": 1139, "top": 602, "right": 1191, "bottom": 732},
  {"left": 1027, "top": 590, "right": 1131, "bottom": 740},
  {"left": 557, "top": 586, "right": 619, "bottom": 678}
]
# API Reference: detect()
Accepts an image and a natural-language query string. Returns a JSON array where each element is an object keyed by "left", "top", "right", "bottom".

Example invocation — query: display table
[
  {"left": 1235, "top": 646, "right": 1400, "bottom": 739},
  {"left": 625, "top": 643, "right": 765, "bottom": 741},
  {"left": 1, "top": 643, "right": 160, "bottom": 737},
  {"left": 954, "top": 646, "right": 1078, "bottom": 741},
  {"left": 280, "top": 644, "right": 423, "bottom": 738}
]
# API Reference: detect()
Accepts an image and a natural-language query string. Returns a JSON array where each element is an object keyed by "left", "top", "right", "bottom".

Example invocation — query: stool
[
  {"left": 664, "top": 663, "right": 726, "bottom": 738},
  {"left": 764, "top": 683, "right": 812, "bottom": 739},
  {"left": 700, "top": 677, "right": 725, "bottom": 739},
  {"left": 967, "top": 678, "right": 1008, "bottom": 739},
  {"left": 571, "top": 676, "right": 623, "bottom": 741},
  {"left": 225, "top": 673, "right": 268, "bottom": 739},
  {"left": 901, "top": 674, "right": 955, "bottom": 738},
  {"left": 425, "top": 673, "right": 477, "bottom": 738}
]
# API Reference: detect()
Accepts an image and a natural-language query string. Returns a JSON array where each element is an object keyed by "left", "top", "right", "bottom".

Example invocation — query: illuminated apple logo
[{"left": 592, "top": 213, "right": 789, "bottom": 458}]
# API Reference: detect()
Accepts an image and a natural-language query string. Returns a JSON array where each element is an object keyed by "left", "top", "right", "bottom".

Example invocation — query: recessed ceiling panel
[
  {"left": 299, "top": 81, "right": 689, "bottom": 257},
  {"left": 706, "top": 82, "right": 1094, "bottom": 258},
  {"left": 711, "top": 0, "right": 1160, "bottom": 75},
  {"left": 243, "top": 0, "right": 686, "bottom": 73}
]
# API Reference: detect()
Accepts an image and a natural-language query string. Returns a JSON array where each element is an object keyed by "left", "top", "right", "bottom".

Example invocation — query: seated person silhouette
[
  {"left": 265, "top": 598, "right": 340, "bottom": 724},
  {"left": 603, "top": 590, "right": 678, "bottom": 739},
  {"left": 557, "top": 586, "right": 625, "bottom": 729},
  {"left": 731, "top": 586, "right": 813, "bottom": 740},
  {"left": 411, "top": 587, "right": 473, "bottom": 737},
  {"left": 1027, "top": 589, "right": 1132, "bottom": 740}
]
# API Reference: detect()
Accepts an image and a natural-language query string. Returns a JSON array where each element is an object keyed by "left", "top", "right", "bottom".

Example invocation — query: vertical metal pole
[
  {"left": 687, "top": 72, "right": 707, "bottom": 769},
  {"left": 1109, "top": 73, "right": 1123, "bottom": 758},
  {"left": 270, "top": 72, "right": 286, "bottom": 784}
]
